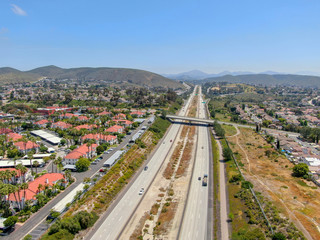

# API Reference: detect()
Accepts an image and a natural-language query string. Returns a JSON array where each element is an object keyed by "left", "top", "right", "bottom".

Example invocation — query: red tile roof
[
  {"left": 8, "top": 173, "right": 64, "bottom": 201},
  {"left": 0, "top": 128, "right": 12, "bottom": 135},
  {"left": 105, "top": 125, "right": 124, "bottom": 133},
  {"left": 14, "top": 141, "right": 39, "bottom": 151},
  {"left": 64, "top": 143, "right": 98, "bottom": 160},
  {"left": 82, "top": 133, "right": 116, "bottom": 142},
  {"left": 52, "top": 121, "right": 72, "bottom": 129},
  {"left": 74, "top": 124, "right": 97, "bottom": 131},
  {"left": 112, "top": 119, "right": 133, "bottom": 126},
  {"left": 98, "top": 111, "right": 112, "bottom": 116},
  {"left": 35, "top": 119, "right": 49, "bottom": 125},
  {"left": 78, "top": 116, "right": 89, "bottom": 121},
  {"left": 6, "top": 132, "right": 23, "bottom": 141},
  {"left": 130, "top": 111, "right": 145, "bottom": 116},
  {"left": 113, "top": 113, "right": 126, "bottom": 120},
  {"left": 0, "top": 168, "right": 21, "bottom": 177}
]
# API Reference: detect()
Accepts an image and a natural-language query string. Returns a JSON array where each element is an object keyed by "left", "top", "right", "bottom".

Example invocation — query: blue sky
[{"left": 1, "top": 0, "right": 320, "bottom": 74}]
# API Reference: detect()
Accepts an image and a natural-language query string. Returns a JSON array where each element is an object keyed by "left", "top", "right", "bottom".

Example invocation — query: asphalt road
[
  {"left": 7, "top": 118, "right": 151, "bottom": 240},
  {"left": 179, "top": 87, "right": 211, "bottom": 240},
  {"left": 89, "top": 90, "right": 196, "bottom": 240}
]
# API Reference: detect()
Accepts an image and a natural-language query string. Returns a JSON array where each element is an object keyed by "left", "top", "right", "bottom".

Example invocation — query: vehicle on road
[
  {"left": 144, "top": 166, "right": 148, "bottom": 171},
  {"left": 139, "top": 188, "right": 144, "bottom": 195},
  {"left": 170, "top": 139, "right": 172, "bottom": 142},
  {"left": 198, "top": 176, "right": 201, "bottom": 181},
  {"left": 202, "top": 174, "right": 208, "bottom": 186}
]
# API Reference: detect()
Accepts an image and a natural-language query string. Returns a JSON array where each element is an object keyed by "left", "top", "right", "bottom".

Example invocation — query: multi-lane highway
[
  {"left": 89, "top": 88, "right": 196, "bottom": 240},
  {"left": 178, "top": 87, "right": 212, "bottom": 240}
]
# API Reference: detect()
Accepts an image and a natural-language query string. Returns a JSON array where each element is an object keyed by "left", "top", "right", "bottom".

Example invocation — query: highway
[
  {"left": 179, "top": 87, "right": 212, "bottom": 240},
  {"left": 89, "top": 88, "right": 196, "bottom": 240}
]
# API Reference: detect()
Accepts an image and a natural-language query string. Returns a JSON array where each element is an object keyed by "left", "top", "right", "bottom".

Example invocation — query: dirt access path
[{"left": 228, "top": 126, "right": 319, "bottom": 240}]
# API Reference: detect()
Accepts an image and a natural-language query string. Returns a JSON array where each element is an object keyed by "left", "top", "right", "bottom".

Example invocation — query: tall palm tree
[
  {"left": 21, "top": 137, "right": 29, "bottom": 156},
  {"left": 33, "top": 161, "right": 40, "bottom": 174},
  {"left": 21, "top": 182, "right": 28, "bottom": 209},
  {"left": 27, "top": 151, "right": 34, "bottom": 174}
]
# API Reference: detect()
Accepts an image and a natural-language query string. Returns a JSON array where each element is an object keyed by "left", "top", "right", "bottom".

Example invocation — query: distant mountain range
[
  {"left": 162, "top": 69, "right": 320, "bottom": 81},
  {"left": 200, "top": 74, "right": 320, "bottom": 88},
  {"left": 0, "top": 65, "right": 183, "bottom": 89}
]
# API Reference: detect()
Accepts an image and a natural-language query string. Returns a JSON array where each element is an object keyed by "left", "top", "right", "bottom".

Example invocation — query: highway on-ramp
[
  {"left": 89, "top": 89, "right": 196, "bottom": 240},
  {"left": 179, "top": 87, "right": 212, "bottom": 240}
]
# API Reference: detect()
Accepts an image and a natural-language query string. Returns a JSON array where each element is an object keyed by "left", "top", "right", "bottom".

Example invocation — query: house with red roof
[
  {"left": 60, "top": 113, "right": 77, "bottom": 119},
  {"left": 8, "top": 173, "right": 65, "bottom": 208},
  {"left": 0, "top": 168, "right": 22, "bottom": 184},
  {"left": 113, "top": 113, "right": 126, "bottom": 120},
  {"left": 34, "top": 119, "right": 49, "bottom": 127},
  {"left": 82, "top": 134, "right": 117, "bottom": 145},
  {"left": 14, "top": 141, "right": 39, "bottom": 153},
  {"left": 130, "top": 111, "right": 145, "bottom": 118},
  {"left": 77, "top": 115, "right": 89, "bottom": 121},
  {"left": 98, "top": 111, "right": 113, "bottom": 117},
  {"left": 6, "top": 132, "right": 23, "bottom": 142},
  {"left": 112, "top": 120, "right": 133, "bottom": 128},
  {"left": 64, "top": 143, "right": 98, "bottom": 165},
  {"left": 0, "top": 128, "right": 12, "bottom": 135},
  {"left": 74, "top": 124, "right": 97, "bottom": 131},
  {"left": 105, "top": 125, "right": 124, "bottom": 134},
  {"left": 52, "top": 121, "right": 73, "bottom": 129}
]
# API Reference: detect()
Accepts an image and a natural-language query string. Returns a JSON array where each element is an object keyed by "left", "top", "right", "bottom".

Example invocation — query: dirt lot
[{"left": 227, "top": 127, "right": 320, "bottom": 240}]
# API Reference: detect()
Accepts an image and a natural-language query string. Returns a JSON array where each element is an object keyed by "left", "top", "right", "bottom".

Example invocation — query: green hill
[
  {"left": 202, "top": 74, "right": 320, "bottom": 88},
  {"left": 0, "top": 65, "right": 183, "bottom": 89}
]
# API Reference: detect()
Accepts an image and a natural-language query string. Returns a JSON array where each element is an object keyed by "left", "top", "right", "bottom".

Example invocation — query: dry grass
[
  {"left": 228, "top": 127, "right": 320, "bottom": 239},
  {"left": 150, "top": 203, "right": 160, "bottom": 215},
  {"left": 154, "top": 202, "right": 178, "bottom": 236},
  {"left": 163, "top": 141, "right": 183, "bottom": 179},
  {"left": 129, "top": 212, "right": 150, "bottom": 240}
]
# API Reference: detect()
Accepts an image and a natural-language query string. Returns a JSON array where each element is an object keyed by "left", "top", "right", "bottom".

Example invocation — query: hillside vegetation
[
  {"left": 0, "top": 65, "right": 183, "bottom": 89},
  {"left": 202, "top": 74, "right": 320, "bottom": 88}
]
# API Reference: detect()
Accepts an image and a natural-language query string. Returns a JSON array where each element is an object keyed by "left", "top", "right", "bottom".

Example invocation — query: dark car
[{"left": 144, "top": 166, "right": 148, "bottom": 171}]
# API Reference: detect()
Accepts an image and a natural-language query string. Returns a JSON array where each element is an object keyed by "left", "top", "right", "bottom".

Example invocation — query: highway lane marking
[{"left": 118, "top": 216, "right": 123, "bottom": 222}]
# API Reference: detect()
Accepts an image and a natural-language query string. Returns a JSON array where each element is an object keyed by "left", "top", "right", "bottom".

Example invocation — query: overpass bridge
[{"left": 166, "top": 114, "right": 215, "bottom": 125}]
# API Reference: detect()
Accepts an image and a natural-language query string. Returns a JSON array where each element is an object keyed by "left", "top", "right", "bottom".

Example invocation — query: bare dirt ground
[{"left": 228, "top": 127, "right": 320, "bottom": 240}]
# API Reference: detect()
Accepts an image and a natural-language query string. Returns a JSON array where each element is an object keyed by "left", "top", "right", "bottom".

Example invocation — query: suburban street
[
  {"left": 178, "top": 87, "right": 212, "bottom": 240},
  {"left": 88, "top": 89, "right": 196, "bottom": 240},
  {"left": 5, "top": 118, "right": 152, "bottom": 240}
]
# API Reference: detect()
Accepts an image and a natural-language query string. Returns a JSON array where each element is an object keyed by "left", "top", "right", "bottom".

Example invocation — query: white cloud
[{"left": 11, "top": 4, "right": 27, "bottom": 16}]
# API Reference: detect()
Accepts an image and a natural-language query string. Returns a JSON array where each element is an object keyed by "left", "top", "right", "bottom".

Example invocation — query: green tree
[
  {"left": 272, "top": 232, "right": 286, "bottom": 240},
  {"left": 292, "top": 163, "right": 309, "bottom": 178},
  {"left": 244, "top": 228, "right": 266, "bottom": 240},
  {"left": 223, "top": 147, "right": 233, "bottom": 161},
  {"left": 4, "top": 215, "right": 18, "bottom": 227},
  {"left": 75, "top": 158, "right": 90, "bottom": 172},
  {"left": 96, "top": 145, "right": 104, "bottom": 155}
]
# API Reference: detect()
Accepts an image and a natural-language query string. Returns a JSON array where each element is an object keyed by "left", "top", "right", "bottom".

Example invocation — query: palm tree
[
  {"left": 33, "top": 161, "right": 40, "bottom": 174},
  {"left": 21, "top": 182, "right": 28, "bottom": 209},
  {"left": 64, "top": 169, "right": 72, "bottom": 183},
  {"left": 21, "top": 137, "right": 29, "bottom": 156},
  {"left": 27, "top": 151, "right": 34, "bottom": 174}
]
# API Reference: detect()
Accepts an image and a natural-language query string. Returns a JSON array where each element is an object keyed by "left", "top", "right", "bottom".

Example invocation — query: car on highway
[
  {"left": 198, "top": 176, "right": 201, "bottom": 181},
  {"left": 144, "top": 166, "right": 148, "bottom": 171},
  {"left": 139, "top": 188, "right": 144, "bottom": 195},
  {"left": 170, "top": 139, "right": 172, "bottom": 143}
]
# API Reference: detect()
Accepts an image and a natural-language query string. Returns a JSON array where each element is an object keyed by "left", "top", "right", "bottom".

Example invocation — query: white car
[{"left": 139, "top": 188, "right": 144, "bottom": 195}]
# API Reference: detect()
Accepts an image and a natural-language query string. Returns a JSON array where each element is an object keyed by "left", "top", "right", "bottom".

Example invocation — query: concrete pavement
[{"left": 89, "top": 89, "right": 196, "bottom": 240}]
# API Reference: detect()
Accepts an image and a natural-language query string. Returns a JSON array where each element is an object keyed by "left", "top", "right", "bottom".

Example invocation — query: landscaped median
[{"left": 40, "top": 116, "right": 174, "bottom": 240}]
